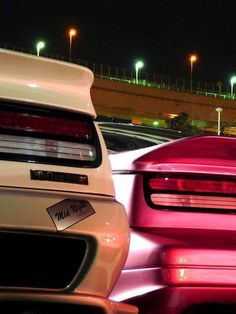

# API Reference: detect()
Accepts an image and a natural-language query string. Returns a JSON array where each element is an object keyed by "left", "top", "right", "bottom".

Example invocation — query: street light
[
  {"left": 230, "top": 76, "right": 236, "bottom": 98},
  {"left": 135, "top": 60, "right": 144, "bottom": 84},
  {"left": 36, "top": 41, "right": 45, "bottom": 56},
  {"left": 68, "top": 28, "right": 77, "bottom": 61},
  {"left": 216, "top": 107, "right": 223, "bottom": 136},
  {"left": 189, "top": 54, "right": 197, "bottom": 93}
]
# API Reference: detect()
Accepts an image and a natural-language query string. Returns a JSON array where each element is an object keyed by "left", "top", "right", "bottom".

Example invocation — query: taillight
[
  {"left": 0, "top": 104, "right": 101, "bottom": 167},
  {"left": 145, "top": 173, "right": 236, "bottom": 212},
  {"left": 0, "top": 110, "right": 92, "bottom": 139}
]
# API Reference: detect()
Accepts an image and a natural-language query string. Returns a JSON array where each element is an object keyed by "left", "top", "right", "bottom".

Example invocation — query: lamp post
[
  {"left": 36, "top": 41, "right": 45, "bottom": 56},
  {"left": 230, "top": 76, "right": 236, "bottom": 98},
  {"left": 189, "top": 54, "right": 197, "bottom": 93},
  {"left": 216, "top": 81, "right": 222, "bottom": 96},
  {"left": 135, "top": 60, "right": 144, "bottom": 84},
  {"left": 216, "top": 107, "right": 223, "bottom": 136},
  {"left": 68, "top": 28, "right": 77, "bottom": 61}
]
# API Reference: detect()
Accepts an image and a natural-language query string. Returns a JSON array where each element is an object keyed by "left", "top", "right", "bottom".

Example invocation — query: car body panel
[
  {"left": 110, "top": 135, "right": 236, "bottom": 172},
  {"left": 0, "top": 124, "right": 114, "bottom": 196},
  {"left": 0, "top": 49, "right": 137, "bottom": 314},
  {"left": 0, "top": 187, "right": 129, "bottom": 297},
  {"left": 109, "top": 135, "right": 236, "bottom": 314},
  {"left": 0, "top": 292, "right": 137, "bottom": 314},
  {"left": 0, "top": 48, "right": 96, "bottom": 116}
]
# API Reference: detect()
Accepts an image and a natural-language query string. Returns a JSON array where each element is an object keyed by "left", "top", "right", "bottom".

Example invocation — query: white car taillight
[
  {"left": 0, "top": 104, "right": 101, "bottom": 167},
  {"left": 0, "top": 134, "right": 96, "bottom": 161}
]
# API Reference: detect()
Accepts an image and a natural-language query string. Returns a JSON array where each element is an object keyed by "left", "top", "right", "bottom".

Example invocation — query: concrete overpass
[{"left": 91, "top": 77, "right": 236, "bottom": 134}]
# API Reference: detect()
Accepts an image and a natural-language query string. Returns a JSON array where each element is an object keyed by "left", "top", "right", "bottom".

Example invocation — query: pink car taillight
[{"left": 145, "top": 174, "right": 236, "bottom": 212}]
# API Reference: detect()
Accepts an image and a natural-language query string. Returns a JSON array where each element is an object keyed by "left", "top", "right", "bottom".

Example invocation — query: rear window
[
  {"left": 0, "top": 102, "right": 101, "bottom": 168},
  {"left": 102, "top": 132, "right": 157, "bottom": 152}
]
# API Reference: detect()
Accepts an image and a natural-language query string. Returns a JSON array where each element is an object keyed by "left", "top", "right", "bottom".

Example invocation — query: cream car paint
[{"left": 0, "top": 49, "right": 137, "bottom": 314}]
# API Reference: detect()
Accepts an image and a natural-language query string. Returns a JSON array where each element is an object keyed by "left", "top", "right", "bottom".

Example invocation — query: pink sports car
[{"left": 109, "top": 134, "right": 236, "bottom": 314}]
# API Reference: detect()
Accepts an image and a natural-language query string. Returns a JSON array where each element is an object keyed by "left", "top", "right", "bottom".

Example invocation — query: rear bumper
[
  {"left": 110, "top": 242, "right": 236, "bottom": 314},
  {"left": 110, "top": 263, "right": 236, "bottom": 314},
  {"left": 0, "top": 292, "right": 138, "bottom": 314},
  {"left": 0, "top": 186, "right": 129, "bottom": 298},
  {"left": 120, "top": 286, "right": 236, "bottom": 314}
]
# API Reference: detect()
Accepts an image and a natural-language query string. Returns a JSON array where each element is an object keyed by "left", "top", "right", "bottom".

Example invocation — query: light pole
[
  {"left": 216, "top": 81, "right": 222, "bottom": 96},
  {"left": 135, "top": 60, "right": 144, "bottom": 84},
  {"left": 230, "top": 76, "right": 236, "bottom": 98},
  {"left": 216, "top": 107, "right": 223, "bottom": 136},
  {"left": 189, "top": 54, "right": 197, "bottom": 93},
  {"left": 68, "top": 28, "right": 77, "bottom": 62},
  {"left": 36, "top": 41, "right": 45, "bottom": 56}
]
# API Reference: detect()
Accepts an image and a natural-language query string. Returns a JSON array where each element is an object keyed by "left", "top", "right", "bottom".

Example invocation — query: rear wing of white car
[{"left": 0, "top": 49, "right": 96, "bottom": 117}]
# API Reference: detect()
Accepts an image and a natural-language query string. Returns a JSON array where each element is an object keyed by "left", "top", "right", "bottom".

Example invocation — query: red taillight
[
  {"left": 146, "top": 174, "right": 236, "bottom": 212},
  {"left": 149, "top": 176, "right": 236, "bottom": 194},
  {"left": 0, "top": 107, "right": 99, "bottom": 166},
  {"left": 0, "top": 110, "right": 92, "bottom": 139}
]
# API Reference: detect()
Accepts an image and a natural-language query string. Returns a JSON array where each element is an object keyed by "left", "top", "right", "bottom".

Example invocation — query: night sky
[{"left": 0, "top": 0, "right": 236, "bottom": 86}]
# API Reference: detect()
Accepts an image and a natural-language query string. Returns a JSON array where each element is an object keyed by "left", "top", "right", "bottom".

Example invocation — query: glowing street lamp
[
  {"left": 135, "top": 60, "right": 144, "bottom": 84},
  {"left": 230, "top": 76, "right": 236, "bottom": 98},
  {"left": 36, "top": 41, "right": 45, "bottom": 56},
  {"left": 216, "top": 107, "right": 223, "bottom": 136},
  {"left": 68, "top": 28, "right": 77, "bottom": 61},
  {"left": 189, "top": 54, "right": 197, "bottom": 92}
]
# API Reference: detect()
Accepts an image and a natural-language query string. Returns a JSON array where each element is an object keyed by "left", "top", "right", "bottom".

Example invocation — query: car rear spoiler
[{"left": 0, "top": 49, "right": 96, "bottom": 117}]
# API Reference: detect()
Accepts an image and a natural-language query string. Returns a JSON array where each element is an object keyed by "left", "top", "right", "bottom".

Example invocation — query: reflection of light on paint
[
  {"left": 178, "top": 269, "right": 187, "bottom": 281},
  {"left": 123, "top": 231, "right": 161, "bottom": 269},
  {"left": 178, "top": 257, "right": 187, "bottom": 264},
  {"left": 103, "top": 234, "right": 117, "bottom": 243},
  {"left": 110, "top": 268, "right": 163, "bottom": 302},
  {"left": 112, "top": 285, "right": 162, "bottom": 302},
  {"left": 28, "top": 83, "right": 38, "bottom": 88},
  {"left": 162, "top": 248, "right": 236, "bottom": 267},
  {"left": 130, "top": 232, "right": 158, "bottom": 251}
]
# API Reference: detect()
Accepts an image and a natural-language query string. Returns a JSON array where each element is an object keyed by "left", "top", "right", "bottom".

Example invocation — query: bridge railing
[{"left": 0, "top": 42, "right": 233, "bottom": 100}]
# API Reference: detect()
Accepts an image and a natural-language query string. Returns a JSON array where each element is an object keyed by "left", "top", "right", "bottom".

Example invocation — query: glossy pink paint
[{"left": 109, "top": 135, "right": 236, "bottom": 314}]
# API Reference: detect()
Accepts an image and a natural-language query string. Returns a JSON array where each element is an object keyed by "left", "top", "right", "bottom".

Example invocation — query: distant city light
[
  {"left": 36, "top": 41, "right": 45, "bottom": 56},
  {"left": 69, "top": 28, "right": 77, "bottom": 37},
  {"left": 190, "top": 54, "right": 197, "bottom": 63},
  {"left": 68, "top": 28, "right": 77, "bottom": 61},
  {"left": 230, "top": 76, "right": 236, "bottom": 98},
  {"left": 189, "top": 54, "right": 198, "bottom": 93},
  {"left": 135, "top": 60, "right": 144, "bottom": 84}
]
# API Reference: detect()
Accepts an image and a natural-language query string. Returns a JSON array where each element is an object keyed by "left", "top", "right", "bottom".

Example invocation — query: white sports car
[{"left": 0, "top": 49, "right": 137, "bottom": 314}]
